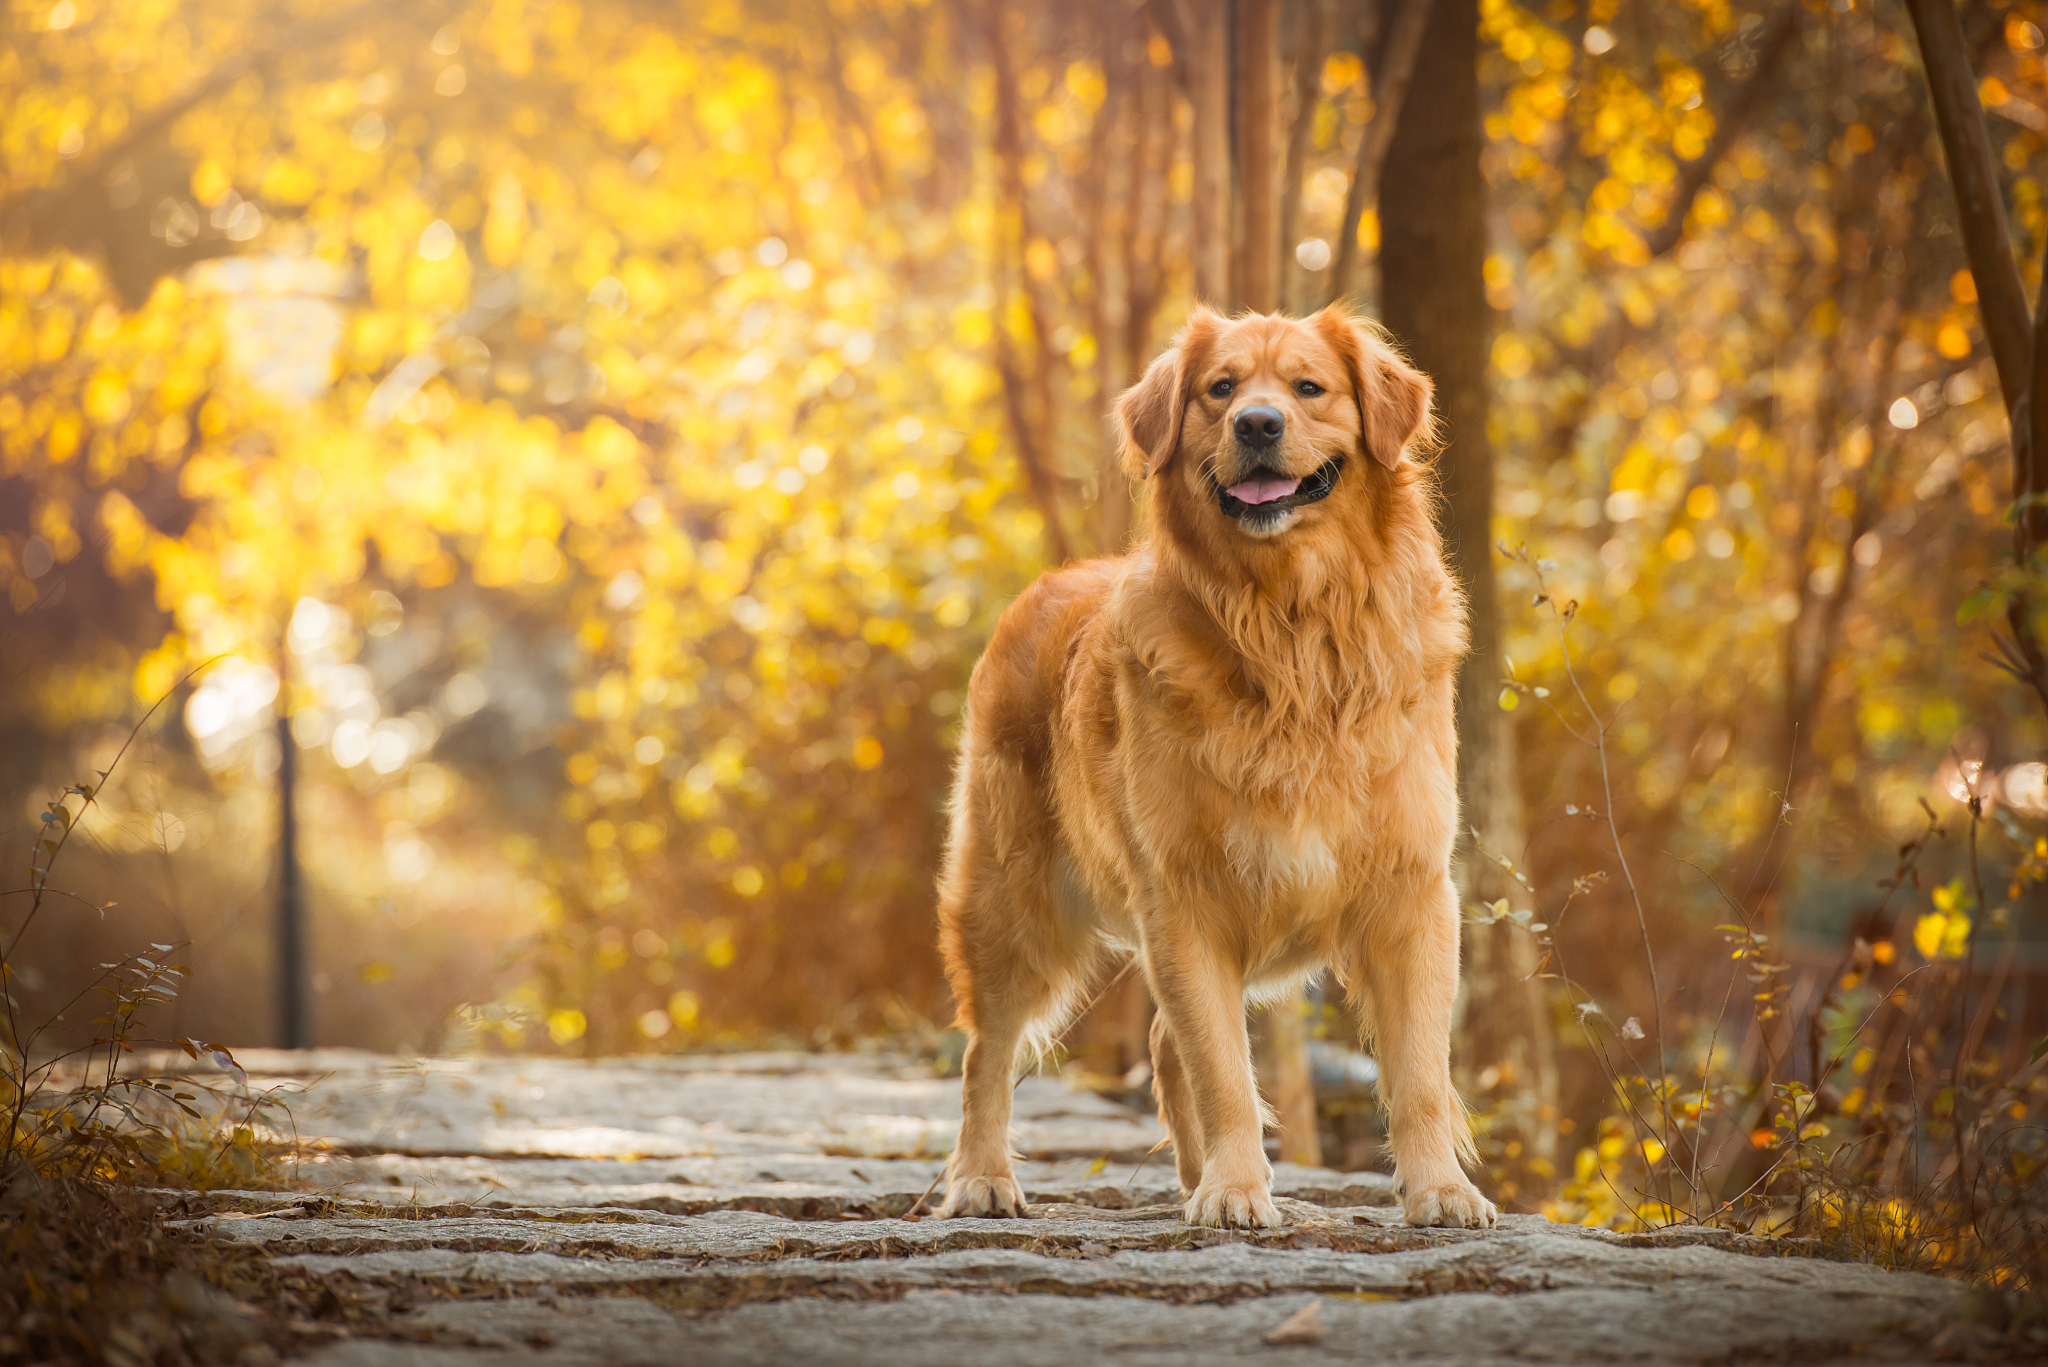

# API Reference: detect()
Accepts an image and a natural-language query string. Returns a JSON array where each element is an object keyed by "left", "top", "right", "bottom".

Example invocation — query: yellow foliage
[
  {"left": 1913, "top": 911, "right": 1971, "bottom": 960},
  {"left": 546, "top": 1008, "right": 588, "bottom": 1044}
]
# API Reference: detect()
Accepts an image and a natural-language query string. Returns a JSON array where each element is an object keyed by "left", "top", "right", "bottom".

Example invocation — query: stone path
[{"left": 153, "top": 1050, "right": 1978, "bottom": 1364}]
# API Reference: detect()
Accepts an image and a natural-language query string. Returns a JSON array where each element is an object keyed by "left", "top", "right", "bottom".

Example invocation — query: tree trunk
[
  {"left": 1177, "top": 0, "right": 1232, "bottom": 304},
  {"left": 1087, "top": 5, "right": 1134, "bottom": 555},
  {"left": 1235, "top": 0, "right": 1281, "bottom": 313},
  {"left": 1903, "top": 0, "right": 2029, "bottom": 410},
  {"left": 1123, "top": 39, "right": 1170, "bottom": 418},
  {"left": 1903, "top": 0, "right": 2048, "bottom": 715},
  {"left": 276, "top": 645, "right": 308, "bottom": 1049},
  {"left": 1326, "top": 0, "right": 1433, "bottom": 307},
  {"left": 1254, "top": 992, "right": 1323, "bottom": 1168},
  {"left": 1379, "top": 0, "right": 1558, "bottom": 1170},
  {"left": 1278, "top": 0, "right": 1329, "bottom": 312},
  {"left": 988, "top": 0, "right": 1073, "bottom": 564}
]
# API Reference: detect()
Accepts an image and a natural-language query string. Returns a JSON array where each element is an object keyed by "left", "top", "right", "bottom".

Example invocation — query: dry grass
[{"left": 0, "top": 675, "right": 317, "bottom": 1365}]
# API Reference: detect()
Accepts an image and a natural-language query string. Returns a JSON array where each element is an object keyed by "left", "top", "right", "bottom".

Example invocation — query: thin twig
[
  {"left": 1124, "top": 1135, "right": 1174, "bottom": 1191},
  {"left": 1537, "top": 563, "right": 1674, "bottom": 1216}
]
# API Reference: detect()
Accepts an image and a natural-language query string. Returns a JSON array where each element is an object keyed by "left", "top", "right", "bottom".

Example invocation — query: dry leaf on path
[{"left": 1263, "top": 1299, "right": 1326, "bottom": 1345}]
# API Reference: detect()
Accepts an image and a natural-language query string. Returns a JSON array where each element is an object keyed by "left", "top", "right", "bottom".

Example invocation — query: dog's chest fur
[
  {"left": 1224, "top": 815, "right": 1339, "bottom": 891},
  {"left": 1107, "top": 559, "right": 1458, "bottom": 900}
]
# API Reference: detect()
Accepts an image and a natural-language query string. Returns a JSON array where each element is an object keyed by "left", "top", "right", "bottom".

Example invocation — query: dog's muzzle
[{"left": 1215, "top": 455, "right": 1344, "bottom": 520}]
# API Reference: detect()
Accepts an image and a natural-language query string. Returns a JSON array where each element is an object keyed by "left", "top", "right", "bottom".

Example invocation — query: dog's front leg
[
  {"left": 1362, "top": 872, "right": 1497, "bottom": 1228},
  {"left": 1145, "top": 933, "right": 1279, "bottom": 1229}
]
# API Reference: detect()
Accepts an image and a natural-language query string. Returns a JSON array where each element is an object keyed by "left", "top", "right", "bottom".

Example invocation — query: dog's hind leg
[
  {"left": 936, "top": 780, "right": 1082, "bottom": 1216},
  {"left": 1148, "top": 1009, "right": 1205, "bottom": 1195},
  {"left": 939, "top": 993, "right": 1035, "bottom": 1218},
  {"left": 940, "top": 885, "right": 1102, "bottom": 1217},
  {"left": 940, "top": 925, "right": 1095, "bottom": 1217}
]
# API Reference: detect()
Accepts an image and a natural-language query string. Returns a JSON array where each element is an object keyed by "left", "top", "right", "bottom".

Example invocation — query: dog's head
[{"left": 1115, "top": 305, "right": 1433, "bottom": 551}]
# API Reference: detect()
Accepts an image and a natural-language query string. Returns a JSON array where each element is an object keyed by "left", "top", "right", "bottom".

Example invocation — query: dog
[{"left": 934, "top": 304, "right": 1494, "bottom": 1230}]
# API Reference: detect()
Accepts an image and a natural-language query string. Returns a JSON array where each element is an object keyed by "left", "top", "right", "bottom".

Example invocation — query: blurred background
[{"left": 6, "top": 0, "right": 2048, "bottom": 1218}]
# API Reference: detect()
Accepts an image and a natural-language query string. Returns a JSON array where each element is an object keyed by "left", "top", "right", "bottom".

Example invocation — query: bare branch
[
  {"left": 1326, "top": 0, "right": 1433, "bottom": 305},
  {"left": 1903, "top": 0, "right": 2032, "bottom": 414},
  {"left": 1644, "top": 6, "right": 1800, "bottom": 258}
]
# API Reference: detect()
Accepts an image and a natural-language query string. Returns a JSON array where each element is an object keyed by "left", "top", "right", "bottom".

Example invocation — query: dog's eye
[
  {"left": 1295, "top": 379, "right": 1324, "bottom": 397},
  {"left": 1209, "top": 378, "right": 1234, "bottom": 399}
]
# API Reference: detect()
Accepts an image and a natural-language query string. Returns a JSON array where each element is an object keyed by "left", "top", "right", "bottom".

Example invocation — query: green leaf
[
  {"left": 1958, "top": 585, "right": 1997, "bottom": 626},
  {"left": 2032, "top": 1035, "right": 2048, "bottom": 1063}
]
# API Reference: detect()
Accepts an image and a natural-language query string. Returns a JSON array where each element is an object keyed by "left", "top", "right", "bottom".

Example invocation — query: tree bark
[
  {"left": 1087, "top": 5, "right": 1135, "bottom": 555},
  {"left": 2031, "top": 235, "right": 2048, "bottom": 551},
  {"left": 1379, "top": 0, "right": 1558, "bottom": 1168},
  {"left": 1175, "top": 0, "right": 1233, "bottom": 305},
  {"left": 988, "top": 0, "right": 1073, "bottom": 564},
  {"left": 1124, "top": 41, "right": 1171, "bottom": 408},
  {"left": 1254, "top": 992, "right": 1323, "bottom": 1168},
  {"left": 1278, "top": 0, "right": 1330, "bottom": 312},
  {"left": 1326, "top": 0, "right": 1433, "bottom": 306},
  {"left": 1236, "top": 0, "right": 1282, "bottom": 313},
  {"left": 1903, "top": 0, "right": 2030, "bottom": 411},
  {"left": 1903, "top": 0, "right": 2048, "bottom": 714}
]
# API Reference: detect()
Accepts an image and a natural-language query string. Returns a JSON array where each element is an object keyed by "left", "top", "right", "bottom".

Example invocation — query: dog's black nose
[{"left": 1233, "top": 405, "right": 1285, "bottom": 446}]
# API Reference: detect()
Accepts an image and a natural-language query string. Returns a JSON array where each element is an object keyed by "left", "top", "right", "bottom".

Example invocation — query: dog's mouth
[{"left": 1215, "top": 456, "right": 1344, "bottom": 521}]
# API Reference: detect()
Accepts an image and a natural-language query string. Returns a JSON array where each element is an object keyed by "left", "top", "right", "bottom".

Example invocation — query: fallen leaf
[{"left": 1264, "top": 1300, "right": 1325, "bottom": 1345}]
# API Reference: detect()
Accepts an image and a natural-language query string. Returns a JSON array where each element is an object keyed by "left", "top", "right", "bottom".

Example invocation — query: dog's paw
[
  {"left": 1402, "top": 1179, "right": 1497, "bottom": 1229},
  {"left": 1184, "top": 1176, "right": 1281, "bottom": 1229},
  {"left": 936, "top": 1172, "right": 1027, "bottom": 1219}
]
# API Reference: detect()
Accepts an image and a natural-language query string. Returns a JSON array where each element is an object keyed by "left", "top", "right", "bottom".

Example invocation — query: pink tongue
[{"left": 1226, "top": 475, "right": 1302, "bottom": 505}]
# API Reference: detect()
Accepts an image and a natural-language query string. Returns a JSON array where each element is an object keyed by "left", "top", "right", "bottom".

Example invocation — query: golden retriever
[{"left": 935, "top": 305, "right": 1493, "bottom": 1229}]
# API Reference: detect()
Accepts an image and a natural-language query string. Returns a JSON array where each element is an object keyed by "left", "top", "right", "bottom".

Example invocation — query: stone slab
[
  {"left": 137, "top": 1051, "right": 1992, "bottom": 1365},
  {"left": 142, "top": 1050, "right": 1164, "bottom": 1163},
  {"left": 186, "top": 1198, "right": 1437, "bottom": 1264},
  {"left": 267, "top": 1153, "right": 1391, "bottom": 1214},
  {"left": 291, "top": 1285, "right": 1954, "bottom": 1367}
]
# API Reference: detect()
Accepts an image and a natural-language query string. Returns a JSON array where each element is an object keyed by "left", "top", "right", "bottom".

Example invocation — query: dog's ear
[
  {"left": 1116, "top": 308, "right": 1220, "bottom": 480},
  {"left": 1316, "top": 305, "right": 1434, "bottom": 470}
]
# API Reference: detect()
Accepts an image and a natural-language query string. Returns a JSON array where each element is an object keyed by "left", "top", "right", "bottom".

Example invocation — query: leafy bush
[{"left": 1478, "top": 545, "right": 2047, "bottom": 1307}]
